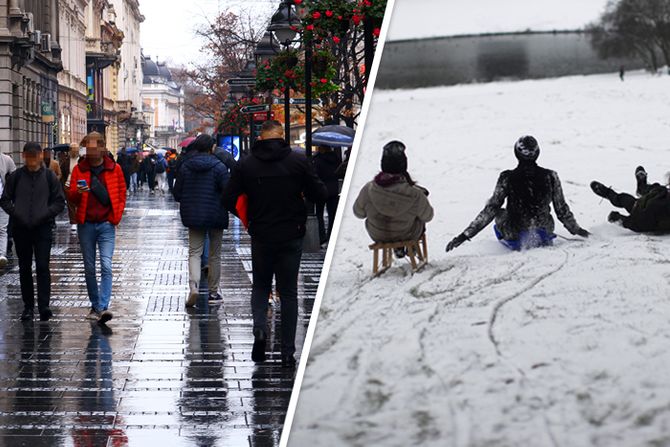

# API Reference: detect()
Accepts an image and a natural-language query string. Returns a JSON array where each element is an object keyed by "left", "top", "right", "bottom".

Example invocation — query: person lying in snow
[
  {"left": 590, "top": 166, "right": 670, "bottom": 233},
  {"left": 353, "top": 140, "right": 434, "bottom": 258},
  {"left": 446, "top": 135, "right": 589, "bottom": 252}
]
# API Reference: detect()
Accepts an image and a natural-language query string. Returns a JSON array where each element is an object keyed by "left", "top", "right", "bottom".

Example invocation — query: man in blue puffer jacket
[{"left": 173, "top": 134, "right": 230, "bottom": 307}]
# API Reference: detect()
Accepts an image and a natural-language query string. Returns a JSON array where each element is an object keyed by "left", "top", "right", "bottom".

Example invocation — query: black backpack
[{"left": 155, "top": 159, "right": 165, "bottom": 174}]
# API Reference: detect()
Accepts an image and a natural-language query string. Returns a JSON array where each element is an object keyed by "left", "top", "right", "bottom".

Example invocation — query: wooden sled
[{"left": 369, "top": 234, "right": 428, "bottom": 277}]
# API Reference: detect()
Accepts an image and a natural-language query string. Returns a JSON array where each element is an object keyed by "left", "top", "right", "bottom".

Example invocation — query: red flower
[
  {"left": 294, "top": 0, "right": 302, "bottom": 4},
  {"left": 352, "top": 15, "right": 362, "bottom": 25},
  {"left": 325, "top": 10, "right": 333, "bottom": 17},
  {"left": 364, "top": 0, "right": 372, "bottom": 6},
  {"left": 373, "top": 27, "right": 381, "bottom": 37},
  {"left": 320, "top": 78, "right": 328, "bottom": 84},
  {"left": 306, "top": 24, "right": 314, "bottom": 31},
  {"left": 333, "top": 36, "right": 341, "bottom": 44},
  {"left": 337, "top": 15, "right": 343, "bottom": 20},
  {"left": 312, "top": 11, "right": 321, "bottom": 19},
  {"left": 290, "top": 25, "right": 299, "bottom": 31}
]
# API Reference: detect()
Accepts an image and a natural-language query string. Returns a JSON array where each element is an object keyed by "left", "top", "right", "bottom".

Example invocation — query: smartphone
[{"left": 77, "top": 179, "right": 88, "bottom": 188}]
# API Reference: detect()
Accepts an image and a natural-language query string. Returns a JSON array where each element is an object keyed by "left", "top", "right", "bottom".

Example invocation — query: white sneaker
[{"left": 0, "top": 256, "right": 7, "bottom": 268}]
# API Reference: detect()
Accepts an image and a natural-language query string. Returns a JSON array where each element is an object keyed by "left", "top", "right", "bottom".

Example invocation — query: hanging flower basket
[{"left": 256, "top": 48, "right": 339, "bottom": 97}]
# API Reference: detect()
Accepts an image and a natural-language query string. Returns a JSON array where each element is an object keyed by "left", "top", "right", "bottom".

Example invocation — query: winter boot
[
  {"left": 635, "top": 166, "right": 648, "bottom": 195},
  {"left": 393, "top": 247, "right": 406, "bottom": 259},
  {"left": 252, "top": 328, "right": 266, "bottom": 362},
  {"left": 608, "top": 211, "right": 624, "bottom": 223},
  {"left": 590, "top": 181, "right": 615, "bottom": 200}
]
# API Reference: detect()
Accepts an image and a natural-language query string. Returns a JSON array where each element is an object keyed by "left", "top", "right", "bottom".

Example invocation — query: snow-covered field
[{"left": 288, "top": 71, "right": 670, "bottom": 447}]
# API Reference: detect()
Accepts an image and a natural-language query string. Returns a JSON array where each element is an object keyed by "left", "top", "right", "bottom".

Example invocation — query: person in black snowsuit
[
  {"left": 446, "top": 135, "right": 590, "bottom": 252},
  {"left": 590, "top": 166, "right": 670, "bottom": 233}
]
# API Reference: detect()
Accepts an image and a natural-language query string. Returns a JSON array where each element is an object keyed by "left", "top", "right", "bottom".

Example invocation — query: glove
[
  {"left": 575, "top": 228, "right": 590, "bottom": 238},
  {"left": 446, "top": 233, "right": 469, "bottom": 252}
]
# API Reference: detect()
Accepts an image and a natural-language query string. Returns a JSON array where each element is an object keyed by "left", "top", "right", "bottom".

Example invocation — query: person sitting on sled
[
  {"left": 353, "top": 140, "right": 434, "bottom": 258},
  {"left": 590, "top": 166, "right": 670, "bottom": 233},
  {"left": 446, "top": 135, "right": 590, "bottom": 252}
]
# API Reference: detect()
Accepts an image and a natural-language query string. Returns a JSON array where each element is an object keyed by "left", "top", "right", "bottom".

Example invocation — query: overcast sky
[
  {"left": 387, "top": 0, "right": 610, "bottom": 41},
  {"left": 140, "top": 0, "right": 276, "bottom": 67}
]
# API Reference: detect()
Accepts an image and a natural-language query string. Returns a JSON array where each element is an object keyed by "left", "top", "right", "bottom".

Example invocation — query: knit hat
[
  {"left": 514, "top": 135, "right": 540, "bottom": 162},
  {"left": 381, "top": 140, "right": 407, "bottom": 174}
]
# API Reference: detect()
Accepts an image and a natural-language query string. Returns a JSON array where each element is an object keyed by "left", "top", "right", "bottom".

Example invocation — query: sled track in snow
[{"left": 487, "top": 248, "right": 571, "bottom": 356}]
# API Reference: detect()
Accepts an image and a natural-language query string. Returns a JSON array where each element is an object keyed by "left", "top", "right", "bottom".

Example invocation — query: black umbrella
[
  {"left": 312, "top": 125, "right": 356, "bottom": 147},
  {"left": 50, "top": 144, "right": 72, "bottom": 153}
]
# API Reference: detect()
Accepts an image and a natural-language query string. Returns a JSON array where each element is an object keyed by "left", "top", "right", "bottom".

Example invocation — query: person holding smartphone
[{"left": 67, "top": 132, "right": 127, "bottom": 325}]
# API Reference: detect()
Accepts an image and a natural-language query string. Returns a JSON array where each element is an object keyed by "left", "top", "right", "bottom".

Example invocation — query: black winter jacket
[
  {"left": 0, "top": 166, "right": 65, "bottom": 229},
  {"left": 173, "top": 153, "right": 230, "bottom": 229},
  {"left": 464, "top": 162, "right": 583, "bottom": 240},
  {"left": 222, "top": 138, "right": 328, "bottom": 243},
  {"left": 313, "top": 151, "right": 341, "bottom": 199},
  {"left": 624, "top": 185, "right": 670, "bottom": 232}
]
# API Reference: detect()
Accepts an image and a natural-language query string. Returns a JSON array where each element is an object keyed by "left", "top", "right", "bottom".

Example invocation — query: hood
[
  {"left": 251, "top": 138, "right": 291, "bottom": 162},
  {"left": 185, "top": 153, "right": 221, "bottom": 172},
  {"left": 78, "top": 154, "right": 116, "bottom": 172},
  {"left": 367, "top": 179, "right": 417, "bottom": 217}
]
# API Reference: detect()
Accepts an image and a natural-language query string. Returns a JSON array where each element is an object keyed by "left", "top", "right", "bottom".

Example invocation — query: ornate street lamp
[
  {"left": 268, "top": 1, "right": 300, "bottom": 145},
  {"left": 254, "top": 31, "right": 278, "bottom": 121}
]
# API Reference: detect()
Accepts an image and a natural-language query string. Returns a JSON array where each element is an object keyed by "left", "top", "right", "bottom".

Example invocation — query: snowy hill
[
  {"left": 388, "top": 0, "right": 609, "bottom": 41},
  {"left": 289, "top": 71, "right": 670, "bottom": 446}
]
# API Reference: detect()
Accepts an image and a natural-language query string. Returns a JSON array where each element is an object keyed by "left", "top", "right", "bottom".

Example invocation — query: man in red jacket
[{"left": 67, "top": 132, "right": 126, "bottom": 325}]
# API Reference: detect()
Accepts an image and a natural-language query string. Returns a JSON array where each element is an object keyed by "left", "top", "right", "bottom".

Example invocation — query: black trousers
[
  {"left": 13, "top": 223, "right": 52, "bottom": 310},
  {"left": 316, "top": 196, "right": 339, "bottom": 243},
  {"left": 250, "top": 237, "right": 303, "bottom": 356}
]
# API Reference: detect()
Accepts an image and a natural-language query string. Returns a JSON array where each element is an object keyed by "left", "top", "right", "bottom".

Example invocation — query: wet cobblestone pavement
[{"left": 0, "top": 192, "right": 324, "bottom": 446}]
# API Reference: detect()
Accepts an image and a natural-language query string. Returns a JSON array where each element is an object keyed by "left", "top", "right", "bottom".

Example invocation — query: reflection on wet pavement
[{"left": 0, "top": 192, "right": 323, "bottom": 446}]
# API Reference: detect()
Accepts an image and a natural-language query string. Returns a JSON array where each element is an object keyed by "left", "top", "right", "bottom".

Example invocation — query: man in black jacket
[
  {"left": 447, "top": 135, "right": 589, "bottom": 252},
  {"left": 222, "top": 120, "right": 327, "bottom": 367},
  {"left": 0, "top": 142, "right": 65, "bottom": 321}
]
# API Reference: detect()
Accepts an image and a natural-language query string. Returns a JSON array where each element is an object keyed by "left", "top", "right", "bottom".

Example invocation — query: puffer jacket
[
  {"left": 353, "top": 174, "right": 434, "bottom": 242},
  {"left": 67, "top": 155, "right": 127, "bottom": 225},
  {"left": 173, "top": 152, "right": 230, "bottom": 229}
]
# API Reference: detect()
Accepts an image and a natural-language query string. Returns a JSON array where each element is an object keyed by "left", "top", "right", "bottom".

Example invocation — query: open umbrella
[
  {"left": 155, "top": 148, "right": 167, "bottom": 156},
  {"left": 179, "top": 136, "right": 196, "bottom": 148},
  {"left": 50, "top": 144, "right": 72, "bottom": 153},
  {"left": 312, "top": 125, "right": 356, "bottom": 147}
]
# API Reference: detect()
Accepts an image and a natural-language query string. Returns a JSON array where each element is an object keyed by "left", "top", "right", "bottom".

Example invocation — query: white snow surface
[
  {"left": 289, "top": 71, "right": 670, "bottom": 447},
  {"left": 388, "top": 0, "right": 608, "bottom": 41}
]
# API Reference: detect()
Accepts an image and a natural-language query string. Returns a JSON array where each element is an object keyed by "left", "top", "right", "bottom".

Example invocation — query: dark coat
[
  {"left": 464, "top": 161, "right": 583, "bottom": 240},
  {"left": 623, "top": 185, "right": 670, "bottom": 232},
  {"left": 222, "top": 138, "right": 328, "bottom": 243},
  {"left": 0, "top": 166, "right": 65, "bottom": 229},
  {"left": 173, "top": 152, "right": 230, "bottom": 229},
  {"left": 214, "top": 148, "right": 238, "bottom": 171},
  {"left": 313, "top": 151, "right": 340, "bottom": 199}
]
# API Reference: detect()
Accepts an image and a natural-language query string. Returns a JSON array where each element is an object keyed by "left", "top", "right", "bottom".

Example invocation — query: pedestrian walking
[
  {"left": 446, "top": 135, "right": 589, "bottom": 252},
  {"left": 313, "top": 146, "right": 341, "bottom": 245},
  {"left": 173, "top": 134, "right": 230, "bottom": 307},
  {"left": 0, "top": 142, "right": 65, "bottom": 321},
  {"left": 353, "top": 140, "right": 434, "bottom": 257},
  {"left": 67, "top": 132, "right": 127, "bottom": 325},
  {"left": 129, "top": 152, "right": 139, "bottom": 193},
  {"left": 117, "top": 147, "right": 132, "bottom": 193},
  {"left": 619, "top": 65, "right": 625, "bottom": 81},
  {"left": 0, "top": 149, "right": 16, "bottom": 267},
  {"left": 166, "top": 148, "right": 178, "bottom": 193},
  {"left": 154, "top": 152, "right": 168, "bottom": 193},
  {"left": 142, "top": 150, "right": 158, "bottom": 194},
  {"left": 42, "top": 147, "right": 62, "bottom": 182},
  {"left": 222, "top": 120, "right": 328, "bottom": 367},
  {"left": 63, "top": 143, "right": 82, "bottom": 231}
]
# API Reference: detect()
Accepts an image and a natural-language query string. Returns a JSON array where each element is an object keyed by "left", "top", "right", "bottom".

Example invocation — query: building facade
[
  {"left": 57, "top": 0, "right": 87, "bottom": 146},
  {"left": 141, "top": 55, "right": 184, "bottom": 148},
  {"left": 0, "top": 0, "right": 63, "bottom": 161}
]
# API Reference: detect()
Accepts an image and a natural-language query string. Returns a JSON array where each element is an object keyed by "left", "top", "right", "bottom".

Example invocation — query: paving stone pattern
[{"left": 0, "top": 192, "right": 324, "bottom": 446}]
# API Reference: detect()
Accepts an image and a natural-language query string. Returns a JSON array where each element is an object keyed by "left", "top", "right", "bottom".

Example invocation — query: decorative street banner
[{"left": 41, "top": 102, "right": 54, "bottom": 123}]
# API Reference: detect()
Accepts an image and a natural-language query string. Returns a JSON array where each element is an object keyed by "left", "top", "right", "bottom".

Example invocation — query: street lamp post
[{"left": 268, "top": 1, "right": 298, "bottom": 145}]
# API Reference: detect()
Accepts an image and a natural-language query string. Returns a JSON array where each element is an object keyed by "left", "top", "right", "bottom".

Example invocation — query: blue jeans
[{"left": 78, "top": 222, "right": 116, "bottom": 312}]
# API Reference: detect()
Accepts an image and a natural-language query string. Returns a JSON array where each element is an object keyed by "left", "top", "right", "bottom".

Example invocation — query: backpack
[{"left": 155, "top": 159, "right": 165, "bottom": 174}]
